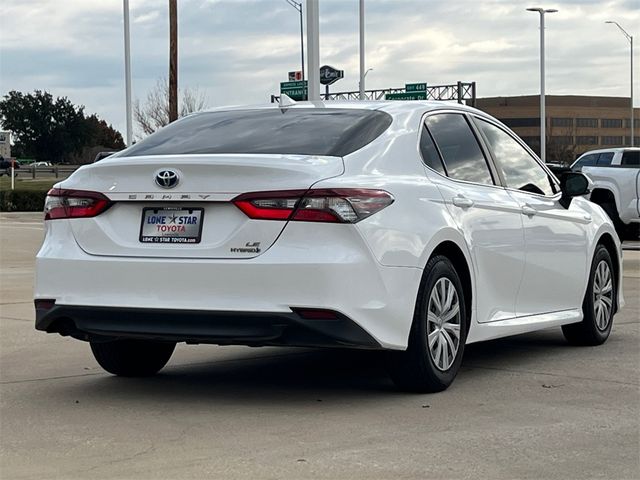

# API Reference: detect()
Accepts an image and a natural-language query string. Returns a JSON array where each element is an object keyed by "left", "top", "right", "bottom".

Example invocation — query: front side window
[
  {"left": 425, "top": 114, "right": 493, "bottom": 185},
  {"left": 596, "top": 152, "right": 614, "bottom": 166},
  {"left": 476, "top": 119, "right": 556, "bottom": 196},
  {"left": 573, "top": 154, "right": 598, "bottom": 170}
]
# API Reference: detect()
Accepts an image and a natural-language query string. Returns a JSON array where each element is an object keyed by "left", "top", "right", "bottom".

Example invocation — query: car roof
[
  {"left": 197, "top": 99, "right": 487, "bottom": 116},
  {"left": 577, "top": 147, "right": 640, "bottom": 157}
]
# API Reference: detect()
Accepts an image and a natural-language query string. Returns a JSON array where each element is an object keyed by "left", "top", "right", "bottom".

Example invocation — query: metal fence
[
  {"left": 15, "top": 165, "right": 80, "bottom": 180},
  {"left": 271, "top": 81, "right": 477, "bottom": 105}
]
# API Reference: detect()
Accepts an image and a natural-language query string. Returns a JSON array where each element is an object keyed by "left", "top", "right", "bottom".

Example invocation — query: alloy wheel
[
  {"left": 593, "top": 260, "right": 613, "bottom": 331},
  {"left": 427, "top": 277, "right": 462, "bottom": 371}
]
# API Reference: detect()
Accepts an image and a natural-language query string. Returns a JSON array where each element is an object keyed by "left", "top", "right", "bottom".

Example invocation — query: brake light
[
  {"left": 44, "top": 189, "right": 112, "bottom": 220},
  {"left": 233, "top": 189, "right": 394, "bottom": 223}
]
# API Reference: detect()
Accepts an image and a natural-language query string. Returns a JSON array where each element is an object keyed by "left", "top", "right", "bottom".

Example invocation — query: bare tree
[
  {"left": 546, "top": 124, "right": 577, "bottom": 165},
  {"left": 134, "top": 77, "right": 207, "bottom": 137}
]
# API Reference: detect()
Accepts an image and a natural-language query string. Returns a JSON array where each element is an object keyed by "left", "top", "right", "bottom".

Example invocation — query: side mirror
[{"left": 559, "top": 172, "right": 590, "bottom": 209}]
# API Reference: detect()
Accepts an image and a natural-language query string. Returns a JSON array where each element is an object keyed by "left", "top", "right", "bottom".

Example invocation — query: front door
[{"left": 473, "top": 117, "right": 590, "bottom": 317}]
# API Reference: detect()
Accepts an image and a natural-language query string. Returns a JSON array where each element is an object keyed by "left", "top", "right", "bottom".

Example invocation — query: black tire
[
  {"left": 562, "top": 245, "right": 615, "bottom": 346},
  {"left": 389, "top": 255, "right": 468, "bottom": 393},
  {"left": 600, "top": 202, "right": 625, "bottom": 240},
  {"left": 90, "top": 339, "right": 176, "bottom": 377}
]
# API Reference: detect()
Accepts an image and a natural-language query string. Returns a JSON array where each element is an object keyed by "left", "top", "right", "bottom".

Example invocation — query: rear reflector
[
  {"left": 34, "top": 299, "right": 56, "bottom": 311},
  {"left": 233, "top": 188, "right": 393, "bottom": 223},
  {"left": 292, "top": 308, "right": 340, "bottom": 320},
  {"left": 44, "top": 189, "right": 112, "bottom": 220}
]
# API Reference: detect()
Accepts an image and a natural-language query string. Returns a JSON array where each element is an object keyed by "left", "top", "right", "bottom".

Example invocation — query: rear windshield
[{"left": 117, "top": 108, "right": 392, "bottom": 158}]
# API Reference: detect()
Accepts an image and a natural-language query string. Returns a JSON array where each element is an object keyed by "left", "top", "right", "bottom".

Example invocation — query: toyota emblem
[{"left": 155, "top": 170, "right": 179, "bottom": 189}]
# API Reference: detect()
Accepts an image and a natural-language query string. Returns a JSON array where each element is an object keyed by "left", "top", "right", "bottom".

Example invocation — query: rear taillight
[
  {"left": 233, "top": 188, "right": 394, "bottom": 223},
  {"left": 44, "top": 189, "right": 112, "bottom": 220}
]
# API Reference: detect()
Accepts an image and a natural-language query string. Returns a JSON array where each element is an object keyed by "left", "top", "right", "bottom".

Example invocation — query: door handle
[
  {"left": 521, "top": 205, "right": 537, "bottom": 217},
  {"left": 452, "top": 196, "right": 474, "bottom": 209}
]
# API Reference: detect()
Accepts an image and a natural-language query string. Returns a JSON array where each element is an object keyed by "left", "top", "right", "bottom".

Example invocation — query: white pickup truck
[{"left": 571, "top": 147, "right": 640, "bottom": 239}]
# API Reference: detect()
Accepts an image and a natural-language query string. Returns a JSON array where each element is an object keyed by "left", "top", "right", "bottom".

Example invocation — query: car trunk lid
[{"left": 62, "top": 154, "right": 344, "bottom": 259}]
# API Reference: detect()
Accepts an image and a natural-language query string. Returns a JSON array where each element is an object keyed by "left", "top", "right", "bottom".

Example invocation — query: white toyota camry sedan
[{"left": 35, "top": 101, "right": 624, "bottom": 392}]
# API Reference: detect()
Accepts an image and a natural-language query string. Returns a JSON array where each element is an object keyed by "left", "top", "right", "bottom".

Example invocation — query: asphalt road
[{"left": 1, "top": 213, "right": 638, "bottom": 480}]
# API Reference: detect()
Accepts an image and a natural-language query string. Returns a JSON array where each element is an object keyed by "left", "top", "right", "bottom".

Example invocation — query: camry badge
[{"left": 155, "top": 170, "right": 179, "bottom": 189}]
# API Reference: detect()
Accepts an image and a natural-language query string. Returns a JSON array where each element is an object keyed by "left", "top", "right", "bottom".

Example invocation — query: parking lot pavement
[{"left": 1, "top": 213, "right": 638, "bottom": 480}]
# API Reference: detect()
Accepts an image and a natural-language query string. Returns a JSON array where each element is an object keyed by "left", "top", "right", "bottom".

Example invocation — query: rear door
[
  {"left": 473, "top": 116, "right": 590, "bottom": 316},
  {"left": 421, "top": 112, "right": 526, "bottom": 323}
]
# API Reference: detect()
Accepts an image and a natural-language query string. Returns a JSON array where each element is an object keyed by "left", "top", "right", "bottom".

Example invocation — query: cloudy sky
[{"left": 1, "top": 0, "right": 638, "bottom": 137}]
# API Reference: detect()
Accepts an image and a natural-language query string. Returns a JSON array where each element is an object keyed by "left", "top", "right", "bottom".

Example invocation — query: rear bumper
[
  {"left": 35, "top": 304, "right": 382, "bottom": 349},
  {"left": 35, "top": 220, "right": 423, "bottom": 349}
]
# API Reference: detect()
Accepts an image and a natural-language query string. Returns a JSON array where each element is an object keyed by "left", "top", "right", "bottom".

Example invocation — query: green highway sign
[
  {"left": 386, "top": 92, "right": 427, "bottom": 101},
  {"left": 281, "top": 80, "right": 307, "bottom": 89},
  {"left": 280, "top": 88, "right": 307, "bottom": 101},
  {"left": 406, "top": 82, "right": 427, "bottom": 92},
  {"left": 280, "top": 80, "right": 308, "bottom": 101}
]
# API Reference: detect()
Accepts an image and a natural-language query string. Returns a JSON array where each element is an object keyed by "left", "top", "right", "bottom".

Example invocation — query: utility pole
[
  {"left": 123, "top": 0, "right": 132, "bottom": 145},
  {"left": 169, "top": 0, "right": 178, "bottom": 123},
  {"left": 306, "top": 0, "right": 320, "bottom": 101}
]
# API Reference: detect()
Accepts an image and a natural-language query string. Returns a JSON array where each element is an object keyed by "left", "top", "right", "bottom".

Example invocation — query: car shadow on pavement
[{"left": 42, "top": 328, "right": 581, "bottom": 405}]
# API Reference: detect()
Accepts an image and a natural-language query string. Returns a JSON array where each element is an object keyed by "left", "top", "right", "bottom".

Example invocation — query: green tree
[
  {"left": 0, "top": 90, "right": 125, "bottom": 164},
  {"left": 0, "top": 90, "right": 88, "bottom": 163},
  {"left": 84, "top": 114, "right": 125, "bottom": 150}
]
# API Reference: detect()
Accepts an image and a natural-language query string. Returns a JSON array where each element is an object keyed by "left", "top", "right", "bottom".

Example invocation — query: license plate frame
[{"left": 139, "top": 207, "right": 204, "bottom": 244}]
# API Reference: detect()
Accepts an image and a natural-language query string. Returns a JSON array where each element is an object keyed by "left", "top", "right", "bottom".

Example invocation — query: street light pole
[
  {"left": 123, "top": 0, "right": 133, "bottom": 146},
  {"left": 606, "top": 21, "right": 634, "bottom": 147},
  {"left": 306, "top": 0, "right": 320, "bottom": 101},
  {"left": 358, "top": 67, "right": 373, "bottom": 93},
  {"left": 359, "top": 0, "right": 365, "bottom": 100},
  {"left": 527, "top": 7, "right": 557, "bottom": 163},
  {"left": 286, "top": 0, "right": 305, "bottom": 80}
]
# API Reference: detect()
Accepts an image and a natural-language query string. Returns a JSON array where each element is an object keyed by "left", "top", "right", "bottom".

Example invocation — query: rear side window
[
  {"left": 596, "top": 152, "right": 614, "bottom": 166},
  {"left": 117, "top": 109, "right": 392, "bottom": 158},
  {"left": 425, "top": 114, "right": 493, "bottom": 185},
  {"left": 419, "top": 126, "right": 446, "bottom": 174},
  {"left": 622, "top": 150, "right": 640, "bottom": 166}
]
